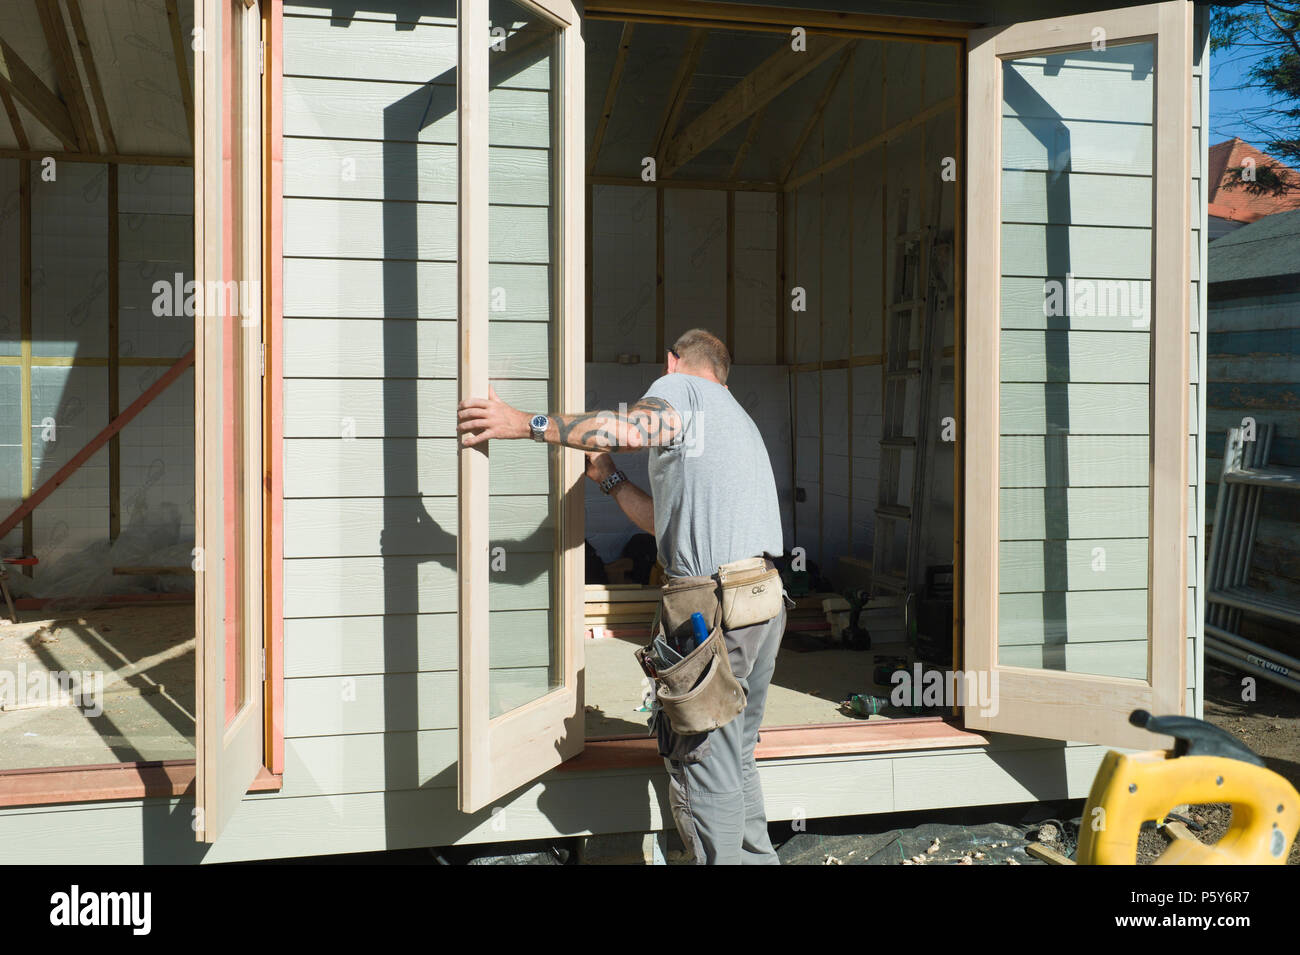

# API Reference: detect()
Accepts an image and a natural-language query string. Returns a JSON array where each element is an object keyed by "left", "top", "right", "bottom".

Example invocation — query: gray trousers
[{"left": 662, "top": 603, "right": 787, "bottom": 865}]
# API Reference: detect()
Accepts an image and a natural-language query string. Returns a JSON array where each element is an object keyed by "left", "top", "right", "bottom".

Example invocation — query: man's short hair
[{"left": 672, "top": 328, "right": 731, "bottom": 384}]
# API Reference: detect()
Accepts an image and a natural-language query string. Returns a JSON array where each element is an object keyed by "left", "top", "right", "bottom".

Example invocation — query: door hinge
[
  {"left": 259, "top": 341, "right": 265, "bottom": 377},
  {"left": 258, "top": 39, "right": 265, "bottom": 75},
  {"left": 260, "top": 647, "right": 266, "bottom": 681}
]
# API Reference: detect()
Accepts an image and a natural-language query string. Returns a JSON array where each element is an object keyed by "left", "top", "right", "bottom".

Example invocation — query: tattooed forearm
[
  {"left": 547, "top": 398, "right": 682, "bottom": 452},
  {"left": 555, "top": 411, "right": 617, "bottom": 448}
]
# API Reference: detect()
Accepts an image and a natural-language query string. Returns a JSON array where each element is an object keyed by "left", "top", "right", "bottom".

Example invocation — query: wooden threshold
[
  {"left": 560, "top": 717, "right": 987, "bottom": 772},
  {"left": 0, "top": 761, "right": 281, "bottom": 809}
]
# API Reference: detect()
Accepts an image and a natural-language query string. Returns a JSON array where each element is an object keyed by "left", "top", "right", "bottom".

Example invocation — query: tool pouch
[
  {"left": 636, "top": 575, "right": 746, "bottom": 737},
  {"left": 717, "top": 556, "right": 783, "bottom": 629}
]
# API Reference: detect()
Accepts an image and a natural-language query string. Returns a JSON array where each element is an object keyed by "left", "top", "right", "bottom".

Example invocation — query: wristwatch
[
  {"left": 599, "top": 469, "right": 628, "bottom": 494},
  {"left": 529, "top": 413, "right": 549, "bottom": 442}
]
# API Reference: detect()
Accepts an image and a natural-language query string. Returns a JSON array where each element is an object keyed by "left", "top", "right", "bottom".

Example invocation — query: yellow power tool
[{"left": 1078, "top": 710, "right": 1299, "bottom": 865}]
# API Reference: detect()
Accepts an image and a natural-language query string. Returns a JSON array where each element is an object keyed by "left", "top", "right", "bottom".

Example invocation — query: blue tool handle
[{"left": 689, "top": 612, "right": 709, "bottom": 650}]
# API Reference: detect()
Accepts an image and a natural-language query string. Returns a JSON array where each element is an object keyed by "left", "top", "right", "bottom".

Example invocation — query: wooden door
[
  {"left": 458, "top": 0, "right": 586, "bottom": 813},
  {"left": 194, "top": 0, "right": 265, "bottom": 843},
  {"left": 964, "top": 1, "right": 1192, "bottom": 749}
]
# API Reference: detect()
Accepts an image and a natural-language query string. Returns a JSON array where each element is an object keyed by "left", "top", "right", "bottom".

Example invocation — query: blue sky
[{"left": 1209, "top": 42, "right": 1287, "bottom": 147}]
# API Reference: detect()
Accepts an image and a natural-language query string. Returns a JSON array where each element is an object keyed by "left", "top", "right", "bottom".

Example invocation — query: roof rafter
[
  {"left": 0, "top": 87, "right": 29, "bottom": 151},
  {"left": 662, "top": 34, "right": 849, "bottom": 178},
  {"left": 781, "top": 45, "right": 853, "bottom": 183},
  {"left": 165, "top": 0, "right": 194, "bottom": 142},
  {"left": 66, "top": 0, "right": 116, "bottom": 154},
  {"left": 0, "top": 37, "right": 79, "bottom": 150},
  {"left": 35, "top": 0, "right": 97, "bottom": 153},
  {"left": 652, "top": 27, "right": 706, "bottom": 171},
  {"left": 587, "top": 21, "right": 634, "bottom": 174},
  {"left": 729, "top": 104, "right": 765, "bottom": 181}
]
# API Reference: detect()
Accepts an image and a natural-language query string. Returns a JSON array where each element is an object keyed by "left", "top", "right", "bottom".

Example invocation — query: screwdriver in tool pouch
[{"left": 688, "top": 612, "right": 709, "bottom": 652}]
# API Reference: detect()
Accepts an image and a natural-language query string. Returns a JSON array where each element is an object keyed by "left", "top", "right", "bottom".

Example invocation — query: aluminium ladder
[
  {"left": 1205, "top": 423, "right": 1300, "bottom": 693},
  {"left": 871, "top": 189, "right": 944, "bottom": 603}
]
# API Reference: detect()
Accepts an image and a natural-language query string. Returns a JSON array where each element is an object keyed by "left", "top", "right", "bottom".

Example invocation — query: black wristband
[{"left": 599, "top": 469, "right": 628, "bottom": 494}]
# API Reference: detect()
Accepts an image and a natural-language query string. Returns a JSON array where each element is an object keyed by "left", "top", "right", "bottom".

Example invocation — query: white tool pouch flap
[{"left": 717, "top": 557, "right": 783, "bottom": 629}]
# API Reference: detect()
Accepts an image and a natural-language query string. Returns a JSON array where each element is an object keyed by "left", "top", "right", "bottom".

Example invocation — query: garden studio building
[{"left": 0, "top": 0, "right": 1207, "bottom": 860}]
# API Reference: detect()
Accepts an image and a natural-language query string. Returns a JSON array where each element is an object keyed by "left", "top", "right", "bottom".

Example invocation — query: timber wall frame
[
  {"left": 0, "top": 0, "right": 196, "bottom": 579},
  {"left": 0, "top": 159, "right": 195, "bottom": 583}
]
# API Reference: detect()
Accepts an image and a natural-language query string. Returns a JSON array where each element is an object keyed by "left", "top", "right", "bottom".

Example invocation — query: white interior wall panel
[
  {"left": 821, "top": 367, "right": 851, "bottom": 566},
  {"left": 850, "top": 363, "right": 882, "bottom": 557},
  {"left": 30, "top": 162, "right": 109, "bottom": 358},
  {"left": 0, "top": 160, "right": 19, "bottom": 356},
  {"left": 0, "top": 365, "right": 21, "bottom": 551},
  {"left": 662, "top": 188, "right": 726, "bottom": 349},
  {"left": 792, "top": 180, "right": 820, "bottom": 364},
  {"left": 29, "top": 366, "right": 110, "bottom": 581},
  {"left": 821, "top": 165, "right": 852, "bottom": 359},
  {"left": 0, "top": 160, "right": 19, "bottom": 558},
  {"left": 118, "top": 165, "right": 195, "bottom": 362},
  {"left": 590, "top": 184, "right": 656, "bottom": 363},
  {"left": 732, "top": 191, "right": 777, "bottom": 365},
  {"left": 119, "top": 366, "right": 195, "bottom": 550}
]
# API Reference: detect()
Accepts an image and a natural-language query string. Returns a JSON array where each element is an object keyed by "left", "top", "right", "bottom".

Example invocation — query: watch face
[{"left": 530, "top": 414, "right": 548, "bottom": 430}]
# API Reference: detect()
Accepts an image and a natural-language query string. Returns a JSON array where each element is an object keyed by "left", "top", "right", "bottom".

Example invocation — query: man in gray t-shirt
[
  {"left": 456, "top": 328, "right": 788, "bottom": 864},
  {"left": 640, "top": 369, "right": 783, "bottom": 578}
]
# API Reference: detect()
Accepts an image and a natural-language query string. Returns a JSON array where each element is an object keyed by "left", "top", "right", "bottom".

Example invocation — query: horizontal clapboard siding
[
  {"left": 999, "top": 487, "right": 1196, "bottom": 540},
  {"left": 283, "top": 139, "right": 549, "bottom": 206},
  {"left": 283, "top": 198, "right": 550, "bottom": 263},
  {"left": 1000, "top": 330, "right": 1150, "bottom": 383},
  {"left": 283, "top": 259, "right": 549, "bottom": 320},
  {"left": 1000, "top": 383, "right": 1147, "bottom": 434},
  {"left": 1001, "top": 224, "right": 1152, "bottom": 280},
  {"left": 283, "top": 13, "right": 549, "bottom": 91},
  {"left": 276, "top": 8, "right": 559, "bottom": 769},
  {"left": 1002, "top": 47, "right": 1153, "bottom": 123},
  {"left": 997, "top": 44, "right": 1165, "bottom": 682},
  {"left": 1001, "top": 277, "right": 1200, "bottom": 332},
  {"left": 283, "top": 318, "right": 550, "bottom": 379},
  {"left": 282, "top": 438, "right": 548, "bottom": 497},
  {"left": 484, "top": 25, "right": 560, "bottom": 723},
  {"left": 283, "top": 611, "right": 550, "bottom": 677},
  {"left": 284, "top": 496, "right": 553, "bottom": 558},
  {"left": 284, "top": 0, "right": 456, "bottom": 25},
  {"left": 283, "top": 555, "right": 551, "bottom": 618},
  {"left": 282, "top": 379, "right": 546, "bottom": 437},
  {"left": 999, "top": 538, "right": 1148, "bottom": 592},
  {"left": 999, "top": 384, "right": 1198, "bottom": 435},
  {"left": 283, "top": 668, "right": 551, "bottom": 737}
]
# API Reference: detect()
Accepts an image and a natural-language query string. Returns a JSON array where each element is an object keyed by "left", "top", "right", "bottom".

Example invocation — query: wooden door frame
[{"left": 577, "top": 0, "right": 973, "bottom": 761}]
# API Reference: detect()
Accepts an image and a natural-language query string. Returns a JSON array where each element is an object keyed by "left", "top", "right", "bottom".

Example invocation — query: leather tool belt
[
  {"left": 716, "top": 556, "right": 783, "bottom": 629},
  {"left": 634, "top": 556, "right": 782, "bottom": 736}
]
